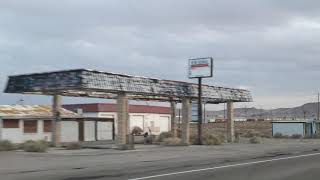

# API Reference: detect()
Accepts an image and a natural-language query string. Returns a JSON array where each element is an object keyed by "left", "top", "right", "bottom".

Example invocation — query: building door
[
  {"left": 97, "top": 122, "right": 113, "bottom": 140},
  {"left": 78, "top": 121, "right": 84, "bottom": 141},
  {"left": 159, "top": 116, "right": 170, "bottom": 132}
]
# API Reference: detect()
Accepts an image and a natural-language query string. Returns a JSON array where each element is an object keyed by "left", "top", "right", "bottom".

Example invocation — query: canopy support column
[
  {"left": 116, "top": 93, "right": 129, "bottom": 145},
  {"left": 227, "top": 102, "right": 235, "bottom": 143},
  {"left": 52, "top": 95, "right": 62, "bottom": 147},
  {"left": 170, "top": 101, "right": 178, "bottom": 137},
  {"left": 181, "top": 97, "right": 191, "bottom": 145}
]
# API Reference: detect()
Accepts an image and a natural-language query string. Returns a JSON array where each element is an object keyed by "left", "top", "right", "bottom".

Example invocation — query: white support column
[
  {"left": 52, "top": 95, "right": 62, "bottom": 147},
  {"left": 227, "top": 102, "right": 235, "bottom": 143},
  {"left": 116, "top": 93, "right": 129, "bottom": 145},
  {"left": 181, "top": 97, "right": 191, "bottom": 145},
  {"left": 170, "top": 101, "right": 178, "bottom": 137}
]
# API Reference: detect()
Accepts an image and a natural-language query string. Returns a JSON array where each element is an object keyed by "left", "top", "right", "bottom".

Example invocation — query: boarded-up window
[
  {"left": 43, "top": 120, "right": 52, "bottom": 133},
  {"left": 2, "top": 119, "right": 19, "bottom": 128},
  {"left": 23, "top": 120, "right": 38, "bottom": 133}
]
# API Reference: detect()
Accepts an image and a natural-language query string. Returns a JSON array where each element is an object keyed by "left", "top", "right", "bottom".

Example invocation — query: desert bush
[
  {"left": 304, "top": 133, "right": 320, "bottom": 139},
  {"left": 158, "top": 132, "right": 174, "bottom": 142},
  {"left": 243, "top": 130, "right": 262, "bottom": 138},
  {"left": 146, "top": 135, "right": 155, "bottom": 144},
  {"left": 273, "top": 133, "right": 284, "bottom": 138},
  {"left": 249, "top": 136, "right": 261, "bottom": 144},
  {"left": 22, "top": 140, "right": 48, "bottom": 152},
  {"left": 0, "top": 140, "right": 15, "bottom": 151},
  {"left": 162, "top": 138, "right": 183, "bottom": 146},
  {"left": 177, "top": 129, "right": 182, "bottom": 138},
  {"left": 189, "top": 134, "right": 199, "bottom": 145},
  {"left": 291, "top": 134, "right": 302, "bottom": 139},
  {"left": 131, "top": 126, "right": 143, "bottom": 135},
  {"left": 65, "top": 142, "right": 82, "bottom": 150},
  {"left": 204, "top": 134, "right": 222, "bottom": 145}
]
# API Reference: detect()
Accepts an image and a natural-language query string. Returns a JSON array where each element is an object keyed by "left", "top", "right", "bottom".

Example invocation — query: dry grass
[
  {"left": 158, "top": 132, "right": 174, "bottom": 142},
  {"left": 204, "top": 135, "right": 222, "bottom": 145},
  {"left": 291, "top": 134, "right": 302, "bottom": 139},
  {"left": 65, "top": 142, "right": 82, "bottom": 150},
  {"left": 243, "top": 130, "right": 262, "bottom": 138},
  {"left": 162, "top": 138, "right": 184, "bottom": 146},
  {"left": 249, "top": 136, "right": 262, "bottom": 144},
  {"left": 0, "top": 140, "right": 15, "bottom": 151},
  {"left": 22, "top": 140, "right": 48, "bottom": 152},
  {"left": 273, "top": 133, "right": 289, "bottom": 139}
]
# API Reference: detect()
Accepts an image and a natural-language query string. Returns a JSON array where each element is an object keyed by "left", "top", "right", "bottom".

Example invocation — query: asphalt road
[
  {"left": 1, "top": 141, "right": 320, "bottom": 180},
  {"left": 129, "top": 152, "right": 320, "bottom": 180}
]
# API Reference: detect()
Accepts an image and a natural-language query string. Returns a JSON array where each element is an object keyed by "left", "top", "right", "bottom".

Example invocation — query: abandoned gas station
[{"left": 4, "top": 69, "right": 252, "bottom": 147}]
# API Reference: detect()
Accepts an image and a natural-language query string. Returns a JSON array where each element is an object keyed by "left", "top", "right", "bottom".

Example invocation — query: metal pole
[{"left": 198, "top": 77, "right": 203, "bottom": 145}]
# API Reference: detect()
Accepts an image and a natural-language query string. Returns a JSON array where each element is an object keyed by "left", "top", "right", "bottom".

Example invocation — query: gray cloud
[{"left": 0, "top": 0, "right": 320, "bottom": 109}]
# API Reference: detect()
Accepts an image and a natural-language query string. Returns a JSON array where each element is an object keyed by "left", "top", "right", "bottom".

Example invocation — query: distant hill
[{"left": 206, "top": 102, "right": 320, "bottom": 119}]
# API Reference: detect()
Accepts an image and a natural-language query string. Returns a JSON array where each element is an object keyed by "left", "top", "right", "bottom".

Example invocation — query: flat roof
[
  {"left": 4, "top": 69, "right": 252, "bottom": 104},
  {"left": 272, "top": 120, "right": 319, "bottom": 123},
  {"left": 0, "top": 105, "right": 81, "bottom": 119}
]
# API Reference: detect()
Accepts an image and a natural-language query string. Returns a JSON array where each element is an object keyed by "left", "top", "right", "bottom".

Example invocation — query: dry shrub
[
  {"left": 158, "top": 132, "right": 174, "bottom": 142},
  {"left": 304, "top": 133, "right": 320, "bottom": 139},
  {"left": 22, "top": 140, "right": 48, "bottom": 152},
  {"left": 244, "top": 130, "right": 262, "bottom": 138},
  {"left": 249, "top": 136, "right": 261, "bottom": 144},
  {"left": 189, "top": 134, "right": 199, "bottom": 145},
  {"left": 204, "top": 134, "right": 222, "bottom": 145},
  {"left": 131, "top": 126, "right": 143, "bottom": 135},
  {"left": 146, "top": 135, "right": 155, "bottom": 144},
  {"left": 66, "top": 142, "right": 82, "bottom": 150},
  {"left": 0, "top": 140, "right": 15, "bottom": 151},
  {"left": 291, "top": 134, "right": 302, "bottom": 139},
  {"left": 273, "top": 133, "right": 287, "bottom": 138},
  {"left": 162, "top": 138, "right": 183, "bottom": 146}
]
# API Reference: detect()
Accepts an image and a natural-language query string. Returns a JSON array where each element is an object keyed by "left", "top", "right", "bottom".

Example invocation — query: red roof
[{"left": 63, "top": 103, "right": 170, "bottom": 114}]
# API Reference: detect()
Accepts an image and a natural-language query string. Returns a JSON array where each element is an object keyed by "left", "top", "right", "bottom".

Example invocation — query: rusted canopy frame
[{"left": 4, "top": 69, "right": 252, "bottom": 103}]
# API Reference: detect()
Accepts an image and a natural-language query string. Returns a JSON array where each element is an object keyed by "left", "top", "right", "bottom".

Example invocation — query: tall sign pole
[
  {"left": 188, "top": 57, "right": 213, "bottom": 145},
  {"left": 198, "top": 77, "right": 203, "bottom": 145}
]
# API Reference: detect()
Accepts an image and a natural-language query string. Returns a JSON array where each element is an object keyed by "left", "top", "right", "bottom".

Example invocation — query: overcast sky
[{"left": 0, "top": 0, "right": 320, "bottom": 110}]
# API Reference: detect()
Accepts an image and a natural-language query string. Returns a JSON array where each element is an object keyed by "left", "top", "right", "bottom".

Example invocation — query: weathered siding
[{"left": 272, "top": 123, "right": 304, "bottom": 136}]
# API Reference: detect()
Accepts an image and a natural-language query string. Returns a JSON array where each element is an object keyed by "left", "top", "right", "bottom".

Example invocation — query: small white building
[
  {"left": 63, "top": 103, "right": 172, "bottom": 137},
  {"left": 272, "top": 120, "right": 320, "bottom": 137},
  {"left": 0, "top": 105, "right": 81, "bottom": 143}
]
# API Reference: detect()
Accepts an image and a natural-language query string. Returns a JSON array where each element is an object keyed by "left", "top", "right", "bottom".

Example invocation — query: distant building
[
  {"left": 272, "top": 120, "right": 320, "bottom": 137},
  {"left": 0, "top": 105, "right": 82, "bottom": 143},
  {"left": 63, "top": 103, "right": 172, "bottom": 137}
]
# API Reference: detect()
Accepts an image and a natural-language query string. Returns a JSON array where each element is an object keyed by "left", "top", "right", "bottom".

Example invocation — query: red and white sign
[{"left": 188, "top": 57, "right": 213, "bottom": 78}]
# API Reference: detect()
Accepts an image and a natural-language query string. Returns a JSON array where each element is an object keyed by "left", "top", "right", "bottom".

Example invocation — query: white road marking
[{"left": 129, "top": 152, "right": 320, "bottom": 180}]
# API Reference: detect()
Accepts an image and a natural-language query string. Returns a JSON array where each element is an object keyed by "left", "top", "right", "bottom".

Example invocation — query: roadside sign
[{"left": 188, "top": 57, "right": 213, "bottom": 79}]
